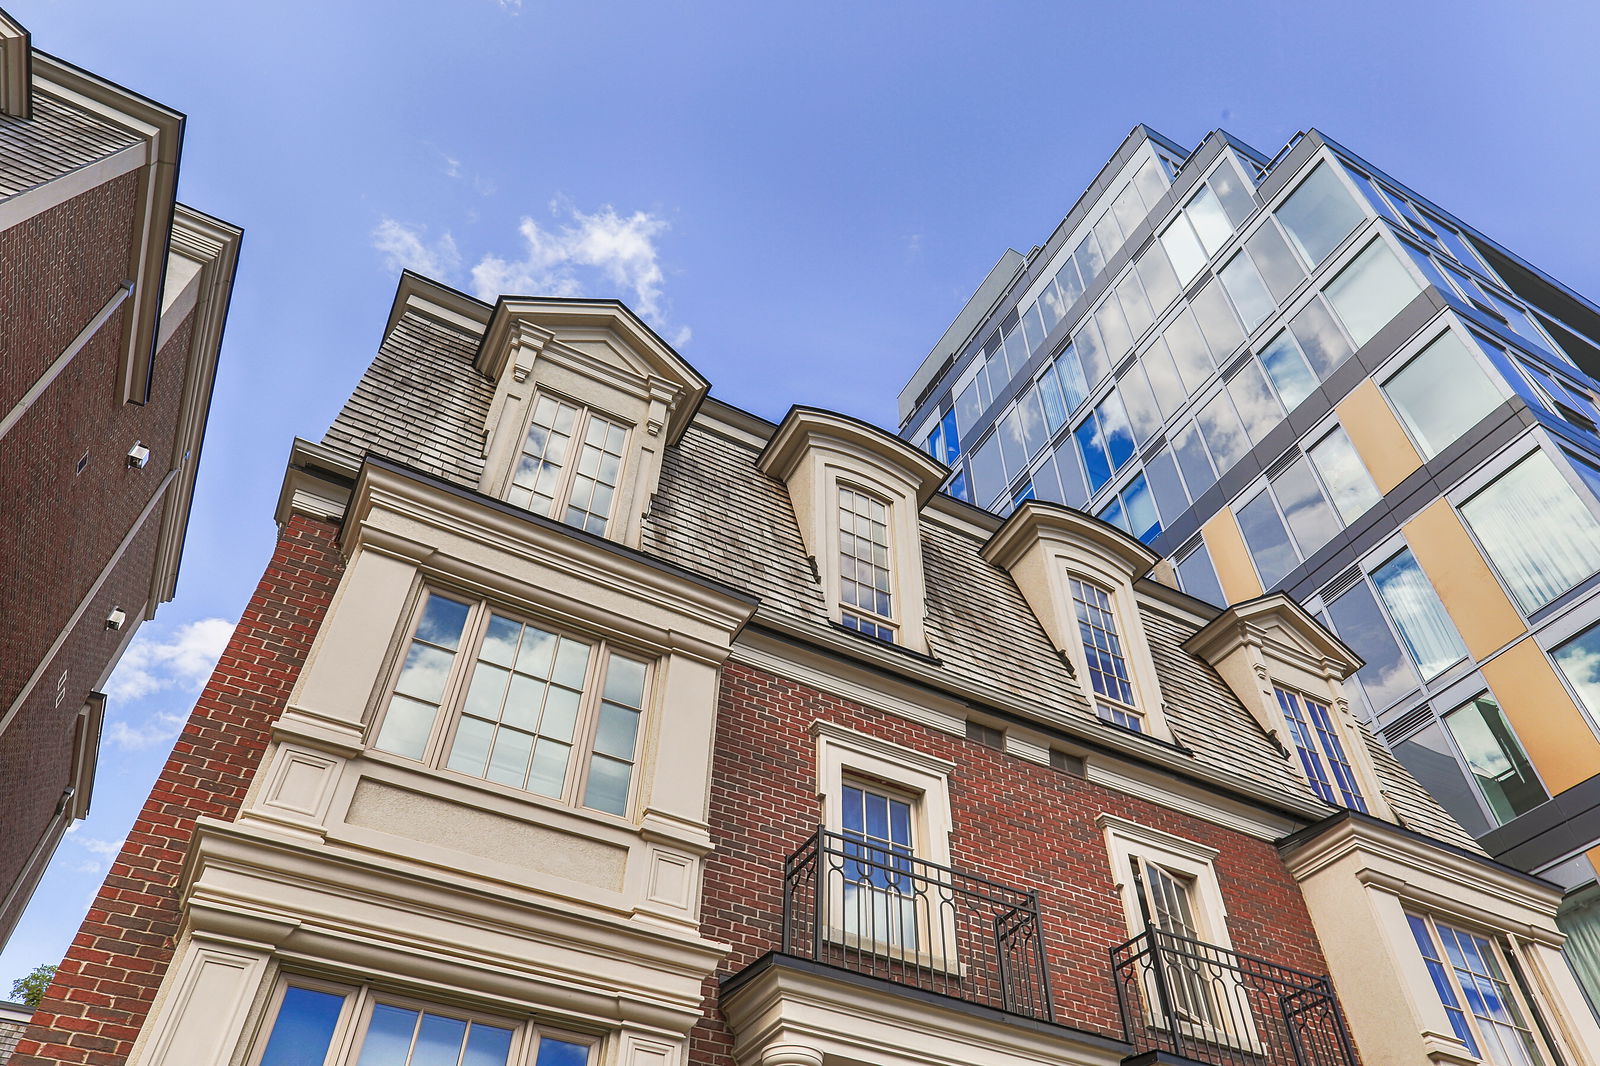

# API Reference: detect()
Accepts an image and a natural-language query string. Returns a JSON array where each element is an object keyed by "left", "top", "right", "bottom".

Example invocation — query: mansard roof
[{"left": 317, "top": 275, "right": 1480, "bottom": 852}]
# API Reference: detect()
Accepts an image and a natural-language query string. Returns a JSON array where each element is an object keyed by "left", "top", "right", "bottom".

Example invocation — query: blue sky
[{"left": 6, "top": 0, "right": 1600, "bottom": 987}]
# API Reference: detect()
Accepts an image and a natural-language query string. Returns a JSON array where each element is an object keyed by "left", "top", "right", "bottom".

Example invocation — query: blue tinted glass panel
[
  {"left": 938, "top": 409, "right": 959, "bottom": 464},
  {"left": 462, "top": 1025, "right": 515, "bottom": 1066},
  {"left": 535, "top": 1038, "right": 593, "bottom": 1066},
  {"left": 1099, "top": 392, "right": 1137, "bottom": 472},
  {"left": 260, "top": 987, "right": 346, "bottom": 1066},
  {"left": 1123, "top": 475, "right": 1160, "bottom": 544},
  {"left": 1075, "top": 417, "right": 1113, "bottom": 493}
]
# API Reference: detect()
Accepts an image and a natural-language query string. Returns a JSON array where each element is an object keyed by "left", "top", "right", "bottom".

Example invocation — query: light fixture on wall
[
  {"left": 126, "top": 442, "right": 150, "bottom": 469},
  {"left": 105, "top": 606, "right": 127, "bottom": 631}
]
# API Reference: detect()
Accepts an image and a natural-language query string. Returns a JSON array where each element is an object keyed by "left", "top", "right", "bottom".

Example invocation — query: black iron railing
[
  {"left": 1111, "top": 926, "right": 1357, "bottom": 1066},
  {"left": 781, "top": 827, "right": 1054, "bottom": 1020}
]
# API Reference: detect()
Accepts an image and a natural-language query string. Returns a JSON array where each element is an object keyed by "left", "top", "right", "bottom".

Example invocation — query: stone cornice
[
  {"left": 1183, "top": 593, "right": 1362, "bottom": 679},
  {"left": 1278, "top": 813, "right": 1564, "bottom": 934},
  {"left": 344, "top": 457, "right": 758, "bottom": 658}
]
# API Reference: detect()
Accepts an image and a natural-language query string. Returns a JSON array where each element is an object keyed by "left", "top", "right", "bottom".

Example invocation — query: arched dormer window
[
  {"left": 983, "top": 501, "right": 1174, "bottom": 741},
  {"left": 757, "top": 408, "right": 946, "bottom": 653},
  {"left": 1184, "top": 594, "right": 1393, "bottom": 818}
]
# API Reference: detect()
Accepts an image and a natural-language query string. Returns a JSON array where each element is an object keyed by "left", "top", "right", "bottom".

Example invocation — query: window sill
[{"left": 827, "top": 620, "right": 944, "bottom": 666}]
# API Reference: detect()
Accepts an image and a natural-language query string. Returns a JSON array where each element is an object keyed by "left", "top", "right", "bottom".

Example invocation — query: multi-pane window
[
  {"left": 1070, "top": 578, "right": 1141, "bottom": 731},
  {"left": 373, "top": 592, "right": 648, "bottom": 817},
  {"left": 254, "top": 982, "right": 593, "bottom": 1066},
  {"left": 510, "top": 395, "right": 629, "bottom": 535},
  {"left": 839, "top": 782, "right": 917, "bottom": 948},
  {"left": 1459, "top": 450, "right": 1600, "bottom": 614},
  {"left": 1273, "top": 686, "right": 1366, "bottom": 811},
  {"left": 1129, "top": 857, "right": 1213, "bottom": 1025},
  {"left": 838, "top": 486, "right": 895, "bottom": 642},
  {"left": 1406, "top": 915, "right": 1548, "bottom": 1066}
]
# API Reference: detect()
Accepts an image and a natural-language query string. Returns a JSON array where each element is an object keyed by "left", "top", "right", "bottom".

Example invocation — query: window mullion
[
  {"left": 426, "top": 602, "right": 490, "bottom": 769},
  {"left": 566, "top": 641, "right": 610, "bottom": 807}
]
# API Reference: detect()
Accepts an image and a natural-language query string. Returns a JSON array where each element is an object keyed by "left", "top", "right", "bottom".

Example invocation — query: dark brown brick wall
[
  {"left": 0, "top": 509, "right": 163, "bottom": 939},
  {"left": 0, "top": 305, "right": 194, "bottom": 713},
  {"left": 13, "top": 516, "right": 344, "bottom": 1066},
  {"left": 0, "top": 296, "right": 197, "bottom": 931},
  {"left": 690, "top": 660, "right": 1332, "bottom": 1064},
  {"left": 0, "top": 171, "right": 141, "bottom": 416}
]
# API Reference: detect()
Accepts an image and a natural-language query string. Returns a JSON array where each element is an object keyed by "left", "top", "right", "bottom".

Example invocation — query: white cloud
[
  {"left": 497, "top": 0, "right": 523, "bottom": 11},
  {"left": 107, "top": 617, "right": 234, "bottom": 702},
  {"left": 375, "top": 201, "right": 690, "bottom": 345},
  {"left": 106, "top": 710, "right": 188, "bottom": 752},
  {"left": 63, "top": 831, "right": 127, "bottom": 875},
  {"left": 372, "top": 219, "right": 462, "bottom": 280},
  {"left": 470, "top": 202, "right": 674, "bottom": 321}
]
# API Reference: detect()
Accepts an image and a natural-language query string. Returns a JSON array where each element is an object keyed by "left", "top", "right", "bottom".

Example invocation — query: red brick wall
[
  {"left": 13, "top": 515, "right": 344, "bottom": 1066},
  {"left": 690, "top": 660, "right": 1332, "bottom": 1063},
  {"left": 0, "top": 171, "right": 141, "bottom": 416}
]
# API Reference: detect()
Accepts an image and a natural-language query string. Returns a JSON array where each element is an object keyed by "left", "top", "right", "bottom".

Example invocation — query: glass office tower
[{"left": 896, "top": 125, "right": 1600, "bottom": 1012}]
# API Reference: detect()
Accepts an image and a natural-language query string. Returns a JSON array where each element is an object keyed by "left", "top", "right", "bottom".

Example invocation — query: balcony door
[
  {"left": 839, "top": 782, "right": 919, "bottom": 951},
  {"left": 1131, "top": 856, "right": 1217, "bottom": 1029}
]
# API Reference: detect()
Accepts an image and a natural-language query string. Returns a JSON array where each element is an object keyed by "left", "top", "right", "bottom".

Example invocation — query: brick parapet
[{"left": 12, "top": 515, "right": 344, "bottom": 1066}]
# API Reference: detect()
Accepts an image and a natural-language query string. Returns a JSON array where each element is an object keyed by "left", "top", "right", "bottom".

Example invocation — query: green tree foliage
[{"left": 9, "top": 963, "right": 56, "bottom": 1009}]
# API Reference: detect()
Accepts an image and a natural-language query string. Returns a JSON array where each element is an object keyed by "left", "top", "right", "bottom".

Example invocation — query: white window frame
[
  {"left": 812, "top": 721, "right": 957, "bottom": 967},
  {"left": 368, "top": 587, "right": 652, "bottom": 820},
  {"left": 1099, "top": 815, "right": 1262, "bottom": 1054},
  {"left": 246, "top": 976, "right": 599, "bottom": 1066},
  {"left": 835, "top": 480, "right": 899, "bottom": 642},
  {"left": 1404, "top": 911, "right": 1555, "bottom": 1066},
  {"left": 504, "top": 388, "right": 633, "bottom": 536}
]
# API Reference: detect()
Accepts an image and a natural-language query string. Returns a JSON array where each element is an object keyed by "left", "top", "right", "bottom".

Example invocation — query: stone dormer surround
[
  {"left": 1184, "top": 595, "right": 1395, "bottom": 820},
  {"left": 756, "top": 407, "right": 946, "bottom": 652},
  {"left": 981, "top": 500, "right": 1175, "bottom": 741},
  {"left": 474, "top": 295, "right": 709, "bottom": 549}
]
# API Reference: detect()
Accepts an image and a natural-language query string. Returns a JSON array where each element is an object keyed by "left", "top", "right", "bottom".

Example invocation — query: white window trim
[
  {"left": 812, "top": 720, "right": 954, "bottom": 870},
  {"left": 367, "top": 586, "right": 652, "bottom": 821},
  {"left": 1099, "top": 814, "right": 1265, "bottom": 1054},
  {"left": 812, "top": 721, "right": 958, "bottom": 970},
  {"left": 246, "top": 976, "right": 599, "bottom": 1066}
]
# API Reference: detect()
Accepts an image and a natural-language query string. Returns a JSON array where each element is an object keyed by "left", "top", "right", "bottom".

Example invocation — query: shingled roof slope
[
  {"left": 322, "top": 310, "right": 495, "bottom": 485},
  {"left": 320, "top": 301, "right": 1483, "bottom": 852}
]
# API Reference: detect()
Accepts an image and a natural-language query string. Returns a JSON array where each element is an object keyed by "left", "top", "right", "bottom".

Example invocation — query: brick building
[
  {"left": 0, "top": 10, "right": 241, "bottom": 946},
  {"left": 16, "top": 272, "right": 1600, "bottom": 1065}
]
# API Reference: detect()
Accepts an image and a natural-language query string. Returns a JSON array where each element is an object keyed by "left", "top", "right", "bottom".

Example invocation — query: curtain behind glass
[
  {"left": 1372, "top": 550, "right": 1468, "bottom": 679},
  {"left": 1557, "top": 885, "right": 1600, "bottom": 1023},
  {"left": 1462, "top": 451, "right": 1600, "bottom": 614}
]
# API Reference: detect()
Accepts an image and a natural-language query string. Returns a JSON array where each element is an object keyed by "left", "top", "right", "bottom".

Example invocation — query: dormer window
[
  {"left": 1070, "top": 577, "right": 1142, "bottom": 731},
  {"left": 838, "top": 486, "right": 895, "bottom": 642},
  {"left": 509, "top": 393, "right": 629, "bottom": 534},
  {"left": 1274, "top": 685, "right": 1367, "bottom": 812}
]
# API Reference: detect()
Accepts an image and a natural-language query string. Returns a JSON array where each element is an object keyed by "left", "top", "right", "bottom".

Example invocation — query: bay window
[
  {"left": 373, "top": 591, "right": 648, "bottom": 817},
  {"left": 1406, "top": 915, "right": 1549, "bottom": 1066},
  {"left": 252, "top": 980, "right": 593, "bottom": 1066}
]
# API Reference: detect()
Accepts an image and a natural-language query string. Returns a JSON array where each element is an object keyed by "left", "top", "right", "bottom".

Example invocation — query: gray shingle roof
[
  {"left": 322, "top": 310, "right": 494, "bottom": 485},
  {"left": 0, "top": 91, "right": 141, "bottom": 200},
  {"left": 326, "top": 303, "right": 1482, "bottom": 853}
]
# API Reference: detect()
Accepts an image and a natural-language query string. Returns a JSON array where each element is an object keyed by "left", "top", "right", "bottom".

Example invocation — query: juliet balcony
[
  {"left": 721, "top": 826, "right": 1358, "bottom": 1066},
  {"left": 779, "top": 826, "right": 1055, "bottom": 1020}
]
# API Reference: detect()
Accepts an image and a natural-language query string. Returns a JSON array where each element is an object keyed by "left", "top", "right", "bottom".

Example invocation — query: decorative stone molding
[
  {"left": 1184, "top": 594, "right": 1393, "bottom": 820},
  {"left": 757, "top": 407, "right": 947, "bottom": 651}
]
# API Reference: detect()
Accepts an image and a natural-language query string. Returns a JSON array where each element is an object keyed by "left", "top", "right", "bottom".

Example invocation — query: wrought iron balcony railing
[
  {"left": 1111, "top": 926, "right": 1358, "bottom": 1066},
  {"left": 781, "top": 827, "right": 1054, "bottom": 1021}
]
